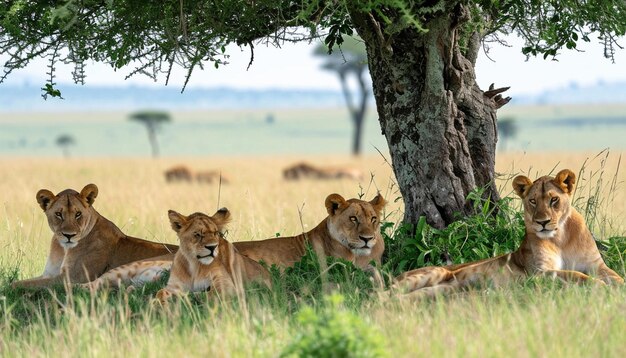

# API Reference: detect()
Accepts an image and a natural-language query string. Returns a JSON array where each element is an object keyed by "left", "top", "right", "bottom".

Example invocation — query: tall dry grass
[{"left": 0, "top": 151, "right": 625, "bottom": 357}]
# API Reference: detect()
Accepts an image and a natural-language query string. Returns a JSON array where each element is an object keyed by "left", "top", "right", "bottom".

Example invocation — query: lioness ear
[
  {"left": 212, "top": 207, "right": 231, "bottom": 230},
  {"left": 325, "top": 193, "right": 347, "bottom": 216},
  {"left": 168, "top": 210, "right": 187, "bottom": 233},
  {"left": 80, "top": 184, "right": 98, "bottom": 206},
  {"left": 369, "top": 193, "right": 387, "bottom": 213},
  {"left": 554, "top": 169, "right": 576, "bottom": 195},
  {"left": 512, "top": 175, "right": 533, "bottom": 198},
  {"left": 36, "top": 189, "right": 56, "bottom": 211}
]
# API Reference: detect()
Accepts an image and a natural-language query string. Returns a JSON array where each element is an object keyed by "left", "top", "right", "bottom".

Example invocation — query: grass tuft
[
  {"left": 280, "top": 293, "right": 387, "bottom": 358},
  {"left": 382, "top": 188, "right": 525, "bottom": 276}
]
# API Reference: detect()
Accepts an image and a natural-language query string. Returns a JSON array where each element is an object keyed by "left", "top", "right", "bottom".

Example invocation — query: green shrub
[
  {"left": 267, "top": 245, "right": 374, "bottom": 312},
  {"left": 382, "top": 189, "right": 524, "bottom": 276},
  {"left": 280, "top": 294, "right": 387, "bottom": 358},
  {"left": 600, "top": 236, "right": 626, "bottom": 277}
]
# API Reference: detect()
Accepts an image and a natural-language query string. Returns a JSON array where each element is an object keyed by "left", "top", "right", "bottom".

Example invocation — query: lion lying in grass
[
  {"left": 391, "top": 169, "right": 624, "bottom": 299},
  {"left": 12, "top": 184, "right": 178, "bottom": 289},
  {"left": 83, "top": 208, "right": 270, "bottom": 303},
  {"left": 83, "top": 192, "right": 386, "bottom": 293},
  {"left": 233, "top": 193, "right": 386, "bottom": 271}
]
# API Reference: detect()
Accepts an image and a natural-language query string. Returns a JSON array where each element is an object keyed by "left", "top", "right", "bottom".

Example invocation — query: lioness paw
[
  {"left": 78, "top": 282, "right": 96, "bottom": 291},
  {"left": 155, "top": 288, "right": 173, "bottom": 305}
]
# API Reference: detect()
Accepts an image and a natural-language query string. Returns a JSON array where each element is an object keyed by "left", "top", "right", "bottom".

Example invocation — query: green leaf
[{"left": 40, "top": 83, "right": 63, "bottom": 100}]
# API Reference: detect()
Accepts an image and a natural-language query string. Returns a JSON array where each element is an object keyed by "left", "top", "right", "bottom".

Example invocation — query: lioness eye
[
  {"left": 371, "top": 216, "right": 377, "bottom": 223},
  {"left": 550, "top": 197, "right": 559, "bottom": 205},
  {"left": 349, "top": 216, "right": 358, "bottom": 223},
  {"left": 194, "top": 232, "right": 202, "bottom": 239},
  {"left": 529, "top": 199, "right": 536, "bottom": 205},
  {"left": 55, "top": 212, "right": 62, "bottom": 219},
  {"left": 75, "top": 212, "right": 82, "bottom": 219}
]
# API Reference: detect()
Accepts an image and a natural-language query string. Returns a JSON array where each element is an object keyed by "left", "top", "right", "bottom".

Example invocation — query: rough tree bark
[{"left": 349, "top": 4, "right": 510, "bottom": 228}]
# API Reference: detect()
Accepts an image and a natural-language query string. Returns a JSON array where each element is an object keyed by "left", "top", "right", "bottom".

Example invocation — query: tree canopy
[
  {"left": 2, "top": 0, "right": 625, "bottom": 228},
  {"left": 129, "top": 110, "right": 171, "bottom": 124},
  {"left": 2, "top": 1, "right": 624, "bottom": 97}
]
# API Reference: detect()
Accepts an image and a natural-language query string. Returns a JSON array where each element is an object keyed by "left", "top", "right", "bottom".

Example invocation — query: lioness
[
  {"left": 233, "top": 193, "right": 386, "bottom": 270},
  {"left": 283, "top": 162, "right": 363, "bottom": 181},
  {"left": 12, "top": 184, "right": 178, "bottom": 289},
  {"left": 156, "top": 208, "right": 271, "bottom": 303},
  {"left": 83, "top": 208, "right": 270, "bottom": 297},
  {"left": 392, "top": 169, "right": 624, "bottom": 298}
]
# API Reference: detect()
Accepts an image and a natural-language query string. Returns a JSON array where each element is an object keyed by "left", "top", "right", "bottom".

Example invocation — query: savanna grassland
[{"left": 0, "top": 151, "right": 625, "bottom": 357}]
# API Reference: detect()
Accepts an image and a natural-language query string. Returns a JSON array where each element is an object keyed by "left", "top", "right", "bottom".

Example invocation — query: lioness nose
[
  {"left": 536, "top": 219, "right": 550, "bottom": 227},
  {"left": 359, "top": 236, "right": 373, "bottom": 244},
  {"left": 205, "top": 244, "right": 218, "bottom": 253},
  {"left": 63, "top": 233, "right": 76, "bottom": 239}
]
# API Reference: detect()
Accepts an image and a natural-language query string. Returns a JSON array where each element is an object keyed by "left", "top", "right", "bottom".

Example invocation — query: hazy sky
[{"left": 4, "top": 34, "right": 626, "bottom": 96}]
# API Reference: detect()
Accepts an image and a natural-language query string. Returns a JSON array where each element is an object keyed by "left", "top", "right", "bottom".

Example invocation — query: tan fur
[
  {"left": 233, "top": 193, "right": 386, "bottom": 270},
  {"left": 12, "top": 184, "right": 178, "bottom": 289},
  {"left": 156, "top": 208, "right": 271, "bottom": 304},
  {"left": 392, "top": 169, "right": 624, "bottom": 298},
  {"left": 283, "top": 162, "right": 363, "bottom": 181},
  {"left": 165, "top": 165, "right": 193, "bottom": 182},
  {"left": 81, "top": 258, "right": 173, "bottom": 291}
]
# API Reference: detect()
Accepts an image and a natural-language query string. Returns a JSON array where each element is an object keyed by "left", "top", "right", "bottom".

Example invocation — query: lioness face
[
  {"left": 36, "top": 184, "right": 99, "bottom": 249},
  {"left": 325, "top": 193, "right": 387, "bottom": 256},
  {"left": 168, "top": 208, "right": 231, "bottom": 266},
  {"left": 513, "top": 169, "right": 575, "bottom": 239}
]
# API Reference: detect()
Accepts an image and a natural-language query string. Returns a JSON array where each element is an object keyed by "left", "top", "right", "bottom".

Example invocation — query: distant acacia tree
[
  {"left": 55, "top": 134, "right": 75, "bottom": 158},
  {"left": 315, "top": 36, "right": 369, "bottom": 156},
  {"left": 129, "top": 111, "right": 171, "bottom": 157}
]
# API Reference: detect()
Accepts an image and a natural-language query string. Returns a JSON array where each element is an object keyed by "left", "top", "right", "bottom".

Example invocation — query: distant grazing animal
[
  {"left": 165, "top": 165, "right": 193, "bottom": 182},
  {"left": 156, "top": 209, "right": 271, "bottom": 303},
  {"left": 233, "top": 193, "right": 386, "bottom": 270},
  {"left": 391, "top": 169, "right": 624, "bottom": 299},
  {"left": 195, "top": 170, "right": 230, "bottom": 185},
  {"left": 12, "top": 184, "right": 178, "bottom": 289},
  {"left": 282, "top": 162, "right": 363, "bottom": 181}
]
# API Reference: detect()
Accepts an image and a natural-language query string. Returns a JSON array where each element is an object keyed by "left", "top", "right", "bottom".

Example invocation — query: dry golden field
[
  {"left": 1, "top": 151, "right": 625, "bottom": 357},
  {"left": 1, "top": 150, "right": 624, "bottom": 278}
]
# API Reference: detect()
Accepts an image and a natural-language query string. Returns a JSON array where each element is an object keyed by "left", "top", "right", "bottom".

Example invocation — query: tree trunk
[
  {"left": 352, "top": 115, "right": 363, "bottom": 156},
  {"left": 349, "top": 4, "right": 505, "bottom": 228},
  {"left": 147, "top": 125, "right": 159, "bottom": 158},
  {"left": 339, "top": 69, "right": 369, "bottom": 156},
  {"left": 62, "top": 146, "right": 70, "bottom": 158},
  {"left": 351, "top": 67, "right": 369, "bottom": 156}
]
